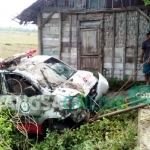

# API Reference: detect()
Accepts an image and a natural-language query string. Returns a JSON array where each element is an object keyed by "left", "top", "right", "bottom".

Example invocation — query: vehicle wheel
[
  {"left": 42, "top": 118, "right": 77, "bottom": 137},
  {"left": 42, "top": 119, "right": 54, "bottom": 137}
]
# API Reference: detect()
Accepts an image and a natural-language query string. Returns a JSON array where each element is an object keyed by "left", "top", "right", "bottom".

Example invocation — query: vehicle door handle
[{"left": 12, "top": 99, "right": 17, "bottom": 104}]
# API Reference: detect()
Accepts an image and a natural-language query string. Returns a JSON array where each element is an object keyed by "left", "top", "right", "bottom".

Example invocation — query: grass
[{"left": 0, "top": 31, "right": 38, "bottom": 58}]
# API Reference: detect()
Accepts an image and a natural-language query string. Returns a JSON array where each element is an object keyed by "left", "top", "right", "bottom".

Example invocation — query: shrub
[
  {"left": 0, "top": 106, "right": 34, "bottom": 150},
  {"left": 31, "top": 111, "right": 138, "bottom": 150},
  {"left": 143, "top": 0, "right": 150, "bottom": 5},
  {"left": 5, "top": 43, "right": 12, "bottom": 46}
]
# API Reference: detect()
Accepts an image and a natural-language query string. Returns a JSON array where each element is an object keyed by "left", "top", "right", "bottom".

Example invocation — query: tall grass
[{"left": 0, "top": 31, "right": 38, "bottom": 58}]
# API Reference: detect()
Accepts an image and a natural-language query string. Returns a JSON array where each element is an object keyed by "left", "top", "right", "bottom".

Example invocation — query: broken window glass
[
  {"left": 4, "top": 74, "right": 39, "bottom": 95},
  {"left": 44, "top": 57, "right": 76, "bottom": 80}
]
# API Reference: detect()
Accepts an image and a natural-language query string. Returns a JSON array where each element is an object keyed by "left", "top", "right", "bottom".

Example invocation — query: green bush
[
  {"left": 108, "top": 77, "right": 144, "bottom": 91},
  {"left": 31, "top": 111, "right": 138, "bottom": 150},
  {"left": 5, "top": 43, "right": 12, "bottom": 46},
  {"left": 0, "top": 106, "right": 33, "bottom": 150},
  {"left": 0, "top": 107, "right": 13, "bottom": 150},
  {"left": 143, "top": 0, "right": 150, "bottom": 5},
  {"left": 93, "top": 70, "right": 145, "bottom": 91},
  {"left": 0, "top": 104, "right": 138, "bottom": 149}
]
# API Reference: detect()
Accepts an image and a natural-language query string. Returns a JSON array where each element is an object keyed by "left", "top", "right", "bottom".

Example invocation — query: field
[{"left": 0, "top": 31, "right": 38, "bottom": 58}]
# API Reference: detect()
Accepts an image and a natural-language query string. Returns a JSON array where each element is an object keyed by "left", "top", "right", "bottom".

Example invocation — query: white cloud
[{"left": 0, "top": 0, "right": 37, "bottom": 29}]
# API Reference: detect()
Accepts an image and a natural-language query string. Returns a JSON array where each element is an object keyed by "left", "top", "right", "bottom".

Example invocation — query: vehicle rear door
[
  {"left": 1, "top": 73, "right": 43, "bottom": 117},
  {"left": 0, "top": 73, "right": 17, "bottom": 110}
]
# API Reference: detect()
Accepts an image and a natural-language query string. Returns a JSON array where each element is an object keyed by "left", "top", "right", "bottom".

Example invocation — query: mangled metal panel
[
  {"left": 17, "top": 58, "right": 70, "bottom": 89},
  {"left": 42, "top": 0, "right": 87, "bottom": 12}
]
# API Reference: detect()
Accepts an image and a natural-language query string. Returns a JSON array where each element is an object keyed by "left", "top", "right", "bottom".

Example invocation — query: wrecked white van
[{"left": 0, "top": 51, "right": 109, "bottom": 135}]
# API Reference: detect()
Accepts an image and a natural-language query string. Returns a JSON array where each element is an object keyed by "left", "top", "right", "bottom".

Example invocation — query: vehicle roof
[
  {"left": 0, "top": 55, "right": 53, "bottom": 72},
  {"left": 0, "top": 55, "right": 52, "bottom": 68},
  {"left": 22, "top": 55, "right": 52, "bottom": 63},
  {"left": 0, "top": 55, "right": 66, "bottom": 89}
]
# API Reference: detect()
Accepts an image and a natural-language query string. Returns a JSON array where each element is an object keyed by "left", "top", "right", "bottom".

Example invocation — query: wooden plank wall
[
  {"left": 103, "top": 13, "right": 114, "bottom": 77},
  {"left": 61, "top": 14, "right": 78, "bottom": 69},
  {"left": 40, "top": 10, "right": 149, "bottom": 81},
  {"left": 42, "top": 13, "right": 60, "bottom": 58},
  {"left": 103, "top": 11, "right": 148, "bottom": 81}
]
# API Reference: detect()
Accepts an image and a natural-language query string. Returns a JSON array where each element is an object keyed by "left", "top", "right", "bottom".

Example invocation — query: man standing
[{"left": 140, "top": 32, "right": 150, "bottom": 85}]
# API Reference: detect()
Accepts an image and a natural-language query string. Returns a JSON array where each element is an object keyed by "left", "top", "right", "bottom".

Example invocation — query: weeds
[
  {"left": 94, "top": 69, "right": 145, "bottom": 91},
  {"left": 31, "top": 111, "right": 138, "bottom": 150}
]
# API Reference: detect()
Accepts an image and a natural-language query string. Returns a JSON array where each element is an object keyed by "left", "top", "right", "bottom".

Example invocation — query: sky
[{"left": 0, "top": 0, "right": 37, "bottom": 29}]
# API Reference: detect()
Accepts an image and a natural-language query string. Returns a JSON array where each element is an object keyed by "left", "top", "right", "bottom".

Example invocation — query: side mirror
[{"left": 23, "top": 86, "right": 36, "bottom": 97}]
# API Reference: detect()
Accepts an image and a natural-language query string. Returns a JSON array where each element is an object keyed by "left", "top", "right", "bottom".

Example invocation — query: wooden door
[{"left": 79, "top": 24, "right": 102, "bottom": 72}]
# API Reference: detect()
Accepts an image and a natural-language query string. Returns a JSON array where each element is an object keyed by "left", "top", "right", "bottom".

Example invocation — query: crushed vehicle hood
[
  {"left": 15, "top": 56, "right": 76, "bottom": 89},
  {"left": 62, "top": 70, "right": 98, "bottom": 96},
  {"left": 17, "top": 61, "right": 67, "bottom": 88}
]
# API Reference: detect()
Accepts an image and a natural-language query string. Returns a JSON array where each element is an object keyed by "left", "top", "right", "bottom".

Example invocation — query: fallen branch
[{"left": 88, "top": 104, "right": 147, "bottom": 123}]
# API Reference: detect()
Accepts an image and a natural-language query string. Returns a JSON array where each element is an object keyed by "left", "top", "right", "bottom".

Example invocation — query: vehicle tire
[
  {"left": 42, "top": 118, "right": 76, "bottom": 137},
  {"left": 42, "top": 119, "right": 54, "bottom": 137}
]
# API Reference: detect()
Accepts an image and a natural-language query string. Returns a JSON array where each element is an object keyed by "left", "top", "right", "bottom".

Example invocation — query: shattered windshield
[
  {"left": 17, "top": 56, "right": 77, "bottom": 90},
  {"left": 44, "top": 57, "right": 76, "bottom": 80}
]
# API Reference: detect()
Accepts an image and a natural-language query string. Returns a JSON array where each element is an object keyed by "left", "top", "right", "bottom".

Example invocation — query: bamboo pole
[{"left": 88, "top": 104, "right": 147, "bottom": 123}]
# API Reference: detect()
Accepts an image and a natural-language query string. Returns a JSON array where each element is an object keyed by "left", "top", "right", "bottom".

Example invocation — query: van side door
[{"left": 2, "top": 73, "right": 42, "bottom": 116}]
